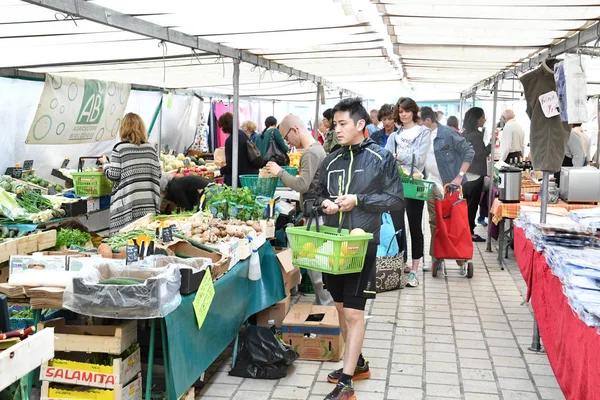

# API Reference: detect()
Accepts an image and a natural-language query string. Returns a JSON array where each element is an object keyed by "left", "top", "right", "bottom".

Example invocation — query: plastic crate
[
  {"left": 402, "top": 176, "right": 434, "bottom": 201},
  {"left": 8, "top": 307, "right": 73, "bottom": 330},
  {"left": 71, "top": 171, "right": 112, "bottom": 197},
  {"left": 276, "top": 166, "right": 299, "bottom": 187},
  {"left": 286, "top": 225, "right": 372, "bottom": 275},
  {"left": 239, "top": 175, "right": 278, "bottom": 198}
]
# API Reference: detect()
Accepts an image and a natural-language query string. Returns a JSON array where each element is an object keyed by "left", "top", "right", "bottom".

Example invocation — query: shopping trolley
[{"left": 432, "top": 184, "right": 474, "bottom": 278}]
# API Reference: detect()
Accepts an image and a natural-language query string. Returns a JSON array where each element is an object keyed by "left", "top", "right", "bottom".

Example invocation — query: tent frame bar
[
  {"left": 461, "top": 22, "right": 600, "bottom": 95},
  {"left": 21, "top": 0, "right": 360, "bottom": 98}
]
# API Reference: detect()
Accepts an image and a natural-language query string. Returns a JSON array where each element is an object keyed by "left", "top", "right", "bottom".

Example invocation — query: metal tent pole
[
  {"left": 272, "top": 100, "right": 276, "bottom": 116},
  {"left": 209, "top": 97, "right": 215, "bottom": 152},
  {"left": 597, "top": 98, "right": 600, "bottom": 164},
  {"left": 486, "top": 82, "right": 499, "bottom": 254},
  {"left": 232, "top": 59, "right": 240, "bottom": 189},
  {"left": 314, "top": 83, "right": 321, "bottom": 139},
  {"left": 529, "top": 171, "right": 550, "bottom": 353}
]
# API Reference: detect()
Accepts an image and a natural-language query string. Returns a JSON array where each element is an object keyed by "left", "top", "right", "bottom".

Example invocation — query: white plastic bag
[{"left": 564, "top": 55, "right": 588, "bottom": 124}]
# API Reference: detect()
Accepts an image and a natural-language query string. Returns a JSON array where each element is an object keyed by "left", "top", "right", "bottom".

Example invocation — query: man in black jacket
[{"left": 315, "top": 98, "right": 404, "bottom": 400}]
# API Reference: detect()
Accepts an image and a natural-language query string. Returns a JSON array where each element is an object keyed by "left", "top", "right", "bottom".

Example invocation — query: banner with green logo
[{"left": 26, "top": 74, "right": 131, "bottom": 145}]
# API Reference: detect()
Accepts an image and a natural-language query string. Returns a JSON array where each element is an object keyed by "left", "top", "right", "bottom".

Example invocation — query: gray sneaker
[{"left": 406, "top": 271, "right": 419, "bottom": 287}]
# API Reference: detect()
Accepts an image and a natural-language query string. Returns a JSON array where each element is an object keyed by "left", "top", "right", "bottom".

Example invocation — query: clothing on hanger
[{"left": 520, "top": 59, "right": 571, "bottom": 172}]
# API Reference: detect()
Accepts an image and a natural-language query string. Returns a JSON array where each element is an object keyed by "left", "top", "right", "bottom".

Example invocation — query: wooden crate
[
  {"left": 41, "top": 373, "right": 142, "bottom": 400},
  {"left": 0, "top": 238, "right": 19, "bottom": 264},
  {"left": 0, "top": 230, "right": 58, "bottom": 264},
  {"left": 40, "top": 347, "right": 141, "bottom": 389},
  {"left": 0, "top": 327, "right": 55, "bottom": 392},
  {"left": 39, "top": 319, "right": 137, "bottom": 355}
]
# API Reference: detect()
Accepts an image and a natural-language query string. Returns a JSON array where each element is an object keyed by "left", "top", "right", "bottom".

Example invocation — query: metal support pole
[
  {"left": 596, "top": 98, "right": 600, "bottom": 164},
  {"left": 158, "top": 93, "right": 164, "bottom": 152},
  {"left": 458, "top": 95, "right": 464, "bottom": 127},
  {"left": 232, "top": 59, "right": 240, "bottom": 189},
  {"left": 314, "top": 83, "right": 321, "bottom": 140},
  {"left": 529, "top": 171, "right": 550, "bottom": 353},
  {"left": 145, "top": 319, "right": 156, "bottom": 400},
  {"left": 340, "top": 91, "right": 343, "bottom": 101},
  {"left": 209, "top": 97, "right": 215, "bottom": 152},
  {"left": 272, "top": 100, "right": 276, "bottom": 116},
  {"left": 486, "top": 82, "right": 499, "bottom": 253}
]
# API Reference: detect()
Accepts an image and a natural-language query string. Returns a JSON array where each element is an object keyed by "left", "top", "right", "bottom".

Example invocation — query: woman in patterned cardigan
[{"left": 99, "top": 113, "right": 162, "bottom": 232}]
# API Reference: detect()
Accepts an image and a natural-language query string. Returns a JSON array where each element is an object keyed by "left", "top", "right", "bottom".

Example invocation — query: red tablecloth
[{"left": 514, "top": 227, "right": 600, "bottom": 400}]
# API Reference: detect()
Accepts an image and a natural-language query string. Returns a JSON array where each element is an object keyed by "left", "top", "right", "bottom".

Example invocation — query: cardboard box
[
  {"left": 273, "top": 247, "right": 301, "bottom": 293},
  {"left": 204, "top": 240, "right": 239, "bottom": 269},
  {"left": 256, "top": 293, "right": 291, "bottom": 327},
  {"left": 40, "top": 347, "right": 141, "bottom": 389},
  {"left": 9, "top": 255, "right": 68, "bottom": 276},
  {"left": 282, "top": 304, "right": 344, "bottom": 361},
  {"left": 167, "top": 240, "right": 229, "bottom": 281}
]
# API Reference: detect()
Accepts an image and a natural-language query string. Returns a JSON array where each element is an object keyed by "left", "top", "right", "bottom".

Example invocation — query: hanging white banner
[{"left": 26, "top": 74, "right": 131, "bottom": 145}]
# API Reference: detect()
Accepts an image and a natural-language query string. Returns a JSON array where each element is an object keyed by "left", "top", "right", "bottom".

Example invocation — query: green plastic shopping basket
[
  {"left": 287, "top": 208, "right": 373, "bottom": 275},
  {"left": 402, "top": 176, "right": 434, "bottom": 201},
  {"left": 239, "top": 175, "right": 278, "bottom": 198},
  {"left": 276, "top": 166, "right": 298, "bottom": 187}
]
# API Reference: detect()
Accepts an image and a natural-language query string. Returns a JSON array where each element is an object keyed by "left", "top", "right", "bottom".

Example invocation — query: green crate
[
  {"left": 402, "top": 176, "right": 434, "bottom": 201},
  {"left": 276, "top": 166, "right": 299, "bottom": 187},
  {"left": 287, "top": 225, "right": 373, "bottom": 275},
  {"left": 71, "top": 171, "right": 113, "bottom": 197},
  {"left": 239, "top": 175, "right": 278, "bottom": 198}
]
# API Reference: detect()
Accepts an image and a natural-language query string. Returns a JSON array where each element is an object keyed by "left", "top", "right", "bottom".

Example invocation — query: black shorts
[{"left": 323, "top": 242, "right": 378, "bottom": 311}]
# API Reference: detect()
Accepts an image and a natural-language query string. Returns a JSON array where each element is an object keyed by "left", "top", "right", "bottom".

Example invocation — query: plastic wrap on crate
[{"left": 62, "top": 261, "right": 182, "bottom": 319}]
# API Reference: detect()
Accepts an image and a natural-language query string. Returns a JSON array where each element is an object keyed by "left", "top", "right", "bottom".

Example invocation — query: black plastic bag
[{"left": 229, "top": 325, "right": 297, "bottom": 379}]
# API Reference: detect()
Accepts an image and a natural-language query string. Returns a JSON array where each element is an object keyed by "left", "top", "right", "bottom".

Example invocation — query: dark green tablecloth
[{"left": 164, "top": 243, "right": 286, "bottom": 398}]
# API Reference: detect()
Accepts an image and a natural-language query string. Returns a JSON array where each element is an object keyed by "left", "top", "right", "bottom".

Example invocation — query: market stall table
[
  {"left": 514, "top": 227, "right": 600, "bottom": 400},
  {"left": 162, "top": 242, "right": 285, "bottom": 399},
  {"left": 490, "top": 199, "right": 598, "bottom": 268},
  {"left": 4, "top": 242, "right": 285, "bottom": 400}
]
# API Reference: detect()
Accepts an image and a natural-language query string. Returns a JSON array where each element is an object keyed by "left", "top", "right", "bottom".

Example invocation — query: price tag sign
[
  {"left": 538, "top": 91, "right": 560, "bottom": 118},
  {"left": 11, "top": 168, "right": 23, "bottom": 179},
  {"left": 61, "top": 159, "right": 70, "bottom": 169},
  {"left": 126, "top": 244, "right": 139, "bottom": 264},
  {"left": 184, "top": 158, "right": 190, "bottom": 167},
  {"left": 192, "top": 267, "right": 215, "bottom": 329},
  {"left": 162, "top": 225, "right": 173, "bottom": 243},
  {"left": 23, "top": 160, "right": 34, "bottom": 171},
  {"left": 47, "top": 186, "right": 57, "bottom": 195}
]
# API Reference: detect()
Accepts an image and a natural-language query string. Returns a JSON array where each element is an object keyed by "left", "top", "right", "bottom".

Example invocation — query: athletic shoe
[
  {"left": 472, "top": 234, "right": 486, "bottom": 243},
  {"left": 477, "top": 216, "right": 488, "bottom": 226},
  {"left": 324, "top": 382, "right": 356, "bottom": 400},
  {"left": 406, "top": 271, "right": 419, "bottom": 287},
  {"left": 327, "top": 362, "right": 371, "bottom": 383}
]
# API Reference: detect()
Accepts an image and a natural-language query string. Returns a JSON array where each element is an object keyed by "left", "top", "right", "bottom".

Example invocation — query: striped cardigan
[{"left": 104, "top": 142, "right": 162, "bottom": 232}]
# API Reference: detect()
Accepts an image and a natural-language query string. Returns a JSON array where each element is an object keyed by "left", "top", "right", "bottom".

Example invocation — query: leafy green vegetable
[{"left": 56, "top": 228, "right": 91, "bottom": 248}]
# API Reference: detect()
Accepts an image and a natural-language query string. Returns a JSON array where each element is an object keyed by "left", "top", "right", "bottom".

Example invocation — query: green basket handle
[
  {"left": 78, "top": 156, "right": 106, "bottom": 171},
  {"left": 305, "top": 204, "right": 353, "bottom": 234}
]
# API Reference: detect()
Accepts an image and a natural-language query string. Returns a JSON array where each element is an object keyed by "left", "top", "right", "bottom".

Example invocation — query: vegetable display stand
[
  {"left": 239, "top": 175, "right": 278, "bottom": 198},
  {"left": 286, "top": 211, "right": 373, "bottom": 275},
  {"left": 401, "top": 176, "right": 434, "bottom": 201}
]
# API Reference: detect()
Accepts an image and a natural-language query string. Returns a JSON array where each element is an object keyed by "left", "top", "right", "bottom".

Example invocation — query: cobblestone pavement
[{"left": 198, "top": 224, "right": 563, "bottom": 400}]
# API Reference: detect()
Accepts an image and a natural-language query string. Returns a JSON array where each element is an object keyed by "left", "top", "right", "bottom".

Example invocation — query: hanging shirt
[{"left": 425, "top": 128, "right": 444, "bottom": 193}]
